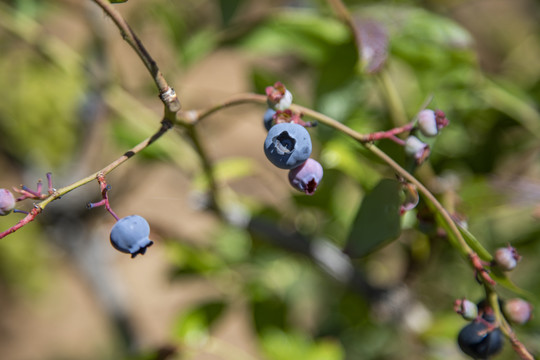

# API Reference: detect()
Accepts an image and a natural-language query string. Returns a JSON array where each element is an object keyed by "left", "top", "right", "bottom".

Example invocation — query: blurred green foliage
[{"left": 0, "top": 1, "right": 540, "bottom": 360}]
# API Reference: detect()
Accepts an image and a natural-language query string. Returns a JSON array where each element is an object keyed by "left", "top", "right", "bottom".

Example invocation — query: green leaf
[
  {"left": 457, "top": 224, "right": 493, "bottom": 261},
  {"left": 109, "top": 0, "right": 127, "bottom": 3},
  {"left": 172, "top": 301, "right": 226, "bottom": 345},
  {"left": 240, "top": 11, "right": 349, "bottom": 64},
  {"left": 490, "top": 268, "right": 537, "bottom": 302},
  {"left": 193, "top": 157, "right": 255, "bottom": 191},
  {"left": 344, "top": 179, "right": 402, "bottom": 258}
]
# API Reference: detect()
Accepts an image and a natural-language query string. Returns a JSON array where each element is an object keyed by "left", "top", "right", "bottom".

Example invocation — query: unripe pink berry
[
  {"left": 405, "top": 136, "right": 430, "bottom": 164},
  {"left": 493, "top": 246, "right": 521, "bottom": 271},
  {"left": 0, "top": 189, "right": 15, "bottom": 216},
  {"left": 288, "top": 158, "right": 323, "bottom": 195},
  {"left": 418, "top": 109, "right": 438, "bottom": 137},
  {"left": 503, "top": 298, "right": 533, "bottom": 325}
]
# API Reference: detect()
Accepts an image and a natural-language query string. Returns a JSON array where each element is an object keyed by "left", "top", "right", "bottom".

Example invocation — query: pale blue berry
[
  {"left": 264, "top": 123, "right": 312, "bottom": 169},
  {"left": 110, "top": 215, "right": 153, "bottom": 258}
]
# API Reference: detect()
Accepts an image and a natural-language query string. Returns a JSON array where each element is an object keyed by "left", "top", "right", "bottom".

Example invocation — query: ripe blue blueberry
[
  {"left": 264, "top": 123, "right": 312, "bottom": 169},
  {"left": 457, "top": 321, "right": 503, "bottom": 359},
  {"left": 110, "top": 215, "right": 153, "bottom": 258},
  {"left": 263, "top": 108, "right": 276, "bottom": 131},
  {"left": 288, "top": 158, "right": 323, "bottom": 195},
  {"left": 0, "top": 189, "right": 15, "bottom": 216}
]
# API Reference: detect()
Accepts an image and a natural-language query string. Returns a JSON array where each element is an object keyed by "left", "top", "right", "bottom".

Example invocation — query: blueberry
[
  {"left": 264, "top": 123, "right": 312, "bottom": 169},
  {"left": 288, "top": 158, "right": 323, "bottom": 195},
  {"left": 110, "top": 215, "right": 153, "bottom": 258},
  {"left": 263, "top": 108, "right": 276, "bottom": 131},
  {"left": 0, "top": 189, "right": 15, "bottom": 216},
  {"left": 457, "top": 321, "right": 503, "bottom": 359}
]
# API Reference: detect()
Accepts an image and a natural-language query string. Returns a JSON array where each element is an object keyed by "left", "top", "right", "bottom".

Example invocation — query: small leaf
[
  {"left": 344, "top": 179, "right": 402, "bottom": 258},
  {"left": 490, "top": 269, "right": 537, "bottom": 302},
  {"left": 457, "top": 224, "right": 493, "bottom": 261}
]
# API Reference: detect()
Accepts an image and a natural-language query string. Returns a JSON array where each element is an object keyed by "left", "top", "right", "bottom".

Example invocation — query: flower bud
[{"left": 503, "top": 298, "right": 533, "bottom": 325}]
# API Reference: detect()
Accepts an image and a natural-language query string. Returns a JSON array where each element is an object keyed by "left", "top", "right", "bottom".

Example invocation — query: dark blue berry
[
  {"left": 263, "top": 108, "right": 276, "bottom": 131},
  {"left": 110, "top": 215, "right": 153, "bottom": 258},
  {"left": 264, "top": 123, "right": 312, "bottom": 169},
  {"left": 458, "top": 321, "right": 503, "bottom": 359}
]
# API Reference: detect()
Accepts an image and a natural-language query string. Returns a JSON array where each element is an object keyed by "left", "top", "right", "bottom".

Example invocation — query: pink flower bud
[{"left": 405, "top": 136, "right": 430, "bottom": 164}]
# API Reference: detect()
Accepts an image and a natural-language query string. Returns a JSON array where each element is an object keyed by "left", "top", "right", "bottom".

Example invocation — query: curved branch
[{"left": 91, "top": 0, "right": 181, "bottom": 114}]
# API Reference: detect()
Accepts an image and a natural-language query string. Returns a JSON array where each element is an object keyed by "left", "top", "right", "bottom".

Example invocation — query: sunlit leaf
[
  {"left": 260, "top": 329, "right": 344, "bottom": 360},
  {"left": 172, "top": 301, "right": 226, "bottom": 345}
]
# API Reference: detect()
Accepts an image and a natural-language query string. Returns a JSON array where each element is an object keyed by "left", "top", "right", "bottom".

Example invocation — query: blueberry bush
[{"left": 0, "top": 0, "right": 539, "bottom": 359}]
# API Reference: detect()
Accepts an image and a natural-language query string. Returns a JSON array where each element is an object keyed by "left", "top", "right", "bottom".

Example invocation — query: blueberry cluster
[
  {"left": 263, "top": 82, "right": 323, "bottom": 195},
  {"left": 455, "top": 295, "right": 533, "bottom": 359},
  {"left": 456, "top": 300, "right": 504, "bottom": 359}
]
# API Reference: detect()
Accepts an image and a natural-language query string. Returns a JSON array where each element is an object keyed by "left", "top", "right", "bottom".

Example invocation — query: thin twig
[
  {"left": 91, "top": 0, "right": 181, "bottom": 114},
  {"left": 0, "top": 121, "right": 173, "bottom": 239}
]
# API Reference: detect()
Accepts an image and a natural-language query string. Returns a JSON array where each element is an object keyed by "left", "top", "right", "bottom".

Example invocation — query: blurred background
[{"left": 0, "top": 0, "right": 540, "bottom": 359}]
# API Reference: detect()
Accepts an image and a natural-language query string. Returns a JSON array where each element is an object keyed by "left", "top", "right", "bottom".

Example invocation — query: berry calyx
[
  {"left": 493, "top": 245, "right": 521, "bottom": 271},
  {"left": 288, "top": 158, "right": 323, "bottom": 195},
  {"left": 264, "top": 123, "right": 312, "bottom": 169},
  {"left": 0, "top": 189, "right": 16, "bottom": 216},
  {"left": 110, "top": 215, "right": 153, "bottom": 258}
]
